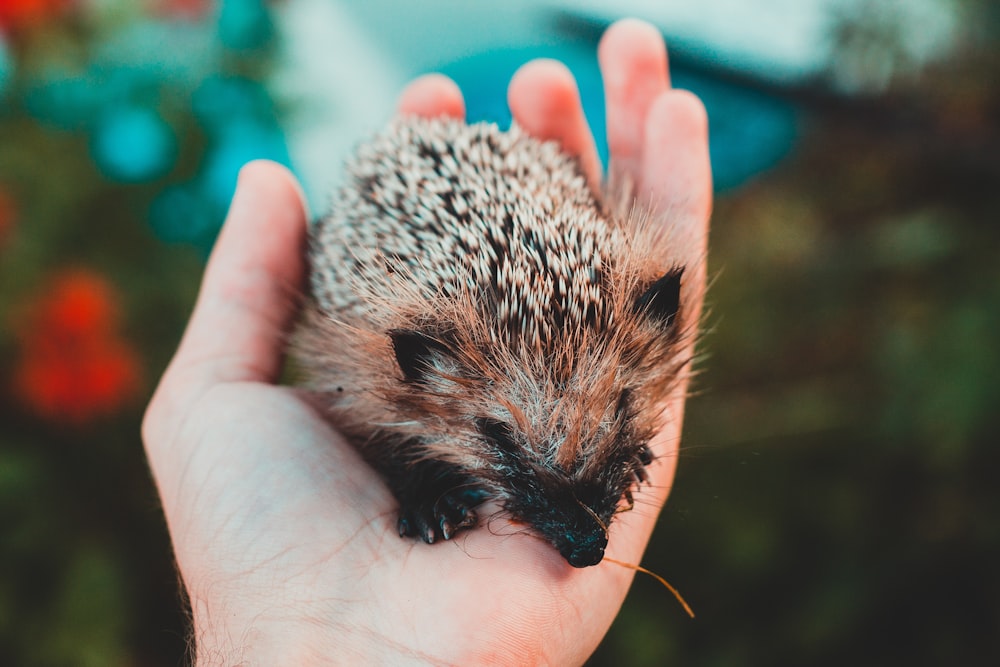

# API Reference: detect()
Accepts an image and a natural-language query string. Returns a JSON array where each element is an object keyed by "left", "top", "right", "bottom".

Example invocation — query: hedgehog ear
[
  {"left": 390, "top": 329, "right": 454, "bottom": 382},
  {"left": 635, "top": 268, "right": 683, "bottom": 330}
]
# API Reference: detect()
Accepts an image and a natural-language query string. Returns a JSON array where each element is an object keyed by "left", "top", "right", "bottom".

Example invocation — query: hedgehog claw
[
  {"left": 396, "top": 485, "right": 489, "bottom": 544},
  {"left": 440, "top": 518, "right": 455, "bottom": 541},
  {"left": 396, "top": 510, "right": 438, "bottom": 544},
  {"left": 455, "top": 508, "right": 478, "bottom": 529},
  {"left": 433, "top": 487, "right": 485, "bottom": 539},
  {"left": 386, "top": 458, "right": 490, "bottom": 545}
]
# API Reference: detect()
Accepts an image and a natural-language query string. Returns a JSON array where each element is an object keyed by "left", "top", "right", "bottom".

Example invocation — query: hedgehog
[{"left": 292, "top": 116, "right": 694, "bottom": 568}]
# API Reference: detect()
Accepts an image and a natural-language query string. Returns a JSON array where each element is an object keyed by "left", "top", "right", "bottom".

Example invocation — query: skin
[{"left": 143, "top": 18, "right": 711, "bottom": 666}]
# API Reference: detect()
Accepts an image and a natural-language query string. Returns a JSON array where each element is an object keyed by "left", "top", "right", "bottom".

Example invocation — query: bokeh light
[
  {"left": 25, "top": 74, "right": 103, "bottom": 130},
  {"left": 218, "top": 0, "right": 273, "bottom": 50},
  {"left": 148, "top": 182, "right": 216, "bottom": 244},
  {"left": 90, "top": 106, "right": 177, "bottom": 182},
  {"left": 11, "top": 270, "right": 141, "bottom": 424},
  {"left": 0, "top": 32, "right": 12, "bottom": 97}
]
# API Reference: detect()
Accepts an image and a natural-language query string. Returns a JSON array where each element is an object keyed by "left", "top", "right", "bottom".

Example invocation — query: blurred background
[{"left": 1, "top": 0, "right": 998, "bottom": 664}]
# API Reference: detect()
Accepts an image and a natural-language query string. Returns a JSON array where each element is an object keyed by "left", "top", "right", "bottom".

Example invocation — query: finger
[
  {"left": 163, "top": 160, "right": 308, "bottom": 393},
  {"left": 599, "top": 18, "right": 670, "bottom": 182},
  {"left": 398, "top": 73, "right": 466, "bottom": 119},
  {"left": 609, "top": 92, "right": 711, "bottom": 566},
  {"left": 507, "top": 59, "right": 602, "bottom": 192},
  {"left": 641, "top": 90, "right": 712, "bottom": 267}
]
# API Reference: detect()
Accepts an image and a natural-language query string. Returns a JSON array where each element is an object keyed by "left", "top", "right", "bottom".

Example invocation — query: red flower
[
  {"left": 0, "top": 0, "right": 73, "bottom": 30},
  {"left": 12, "top": 270, "right": 141, "bottom": 425}
]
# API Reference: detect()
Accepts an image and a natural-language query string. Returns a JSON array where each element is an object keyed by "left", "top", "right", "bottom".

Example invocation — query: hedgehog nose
[
  {"left": 565, "top": 545, "right": 605, "bottom": 568},
  {"left": 559, "top": 533, "right": 608, "bottom": 568}
]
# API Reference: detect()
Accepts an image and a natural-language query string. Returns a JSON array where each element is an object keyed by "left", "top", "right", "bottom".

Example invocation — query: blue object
[
  {"left": 442, "top": 46, "right": 799, "bottom": 192},
  {"left": 149, "top": 183, "right": 217, "bottom": 244},
  {"left": 192, "top": 75, "right": 274, "bottom": 131},
  {"left": 92, "top": 18, "right": 216, "bottom": 89},
  {"left": 90, "top": 106, "right": 177, "bottom": 182},
  {"left": 0, "top": 33, "right": 12, "bottom": 98},
  {"left": 218, "top": 0, "right": 273, "bottom": 51},
  {"left": 25, "top": 74, "right": 106, "bottom": 130},
  {"left": 199, "top": 118, "right": 290, "bottom": 209},
  {"left": 26, "top": 63, "right": 164, "bottom": 131},
  {"left": 148, "top": 118, "right": 291, "bottom": 251}
]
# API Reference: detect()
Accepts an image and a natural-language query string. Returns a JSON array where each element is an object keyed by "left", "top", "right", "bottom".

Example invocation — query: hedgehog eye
[
  {"left": 635, "top": 268, "right": 683, "bottom": 330},
  {"left": 389, "top": 329, "right": 453, "bottom": 382},
  {"left": 476, "top": 417, "right": 517, "bottom": 453}
]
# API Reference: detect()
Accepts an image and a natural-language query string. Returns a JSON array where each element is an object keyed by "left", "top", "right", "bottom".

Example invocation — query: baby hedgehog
[{"left": 293, "top": 116, "right": 693, "bottom": 568}]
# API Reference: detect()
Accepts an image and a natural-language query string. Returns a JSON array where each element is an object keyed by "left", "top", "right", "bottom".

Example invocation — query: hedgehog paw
[{"left": 397, "top": 487, "right": 489, "bottom": 544}]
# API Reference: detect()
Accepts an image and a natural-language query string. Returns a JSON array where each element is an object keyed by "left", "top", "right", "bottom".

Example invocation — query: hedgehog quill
[{"left": 293, "top": 117, "right": 695, "bottom": 568}]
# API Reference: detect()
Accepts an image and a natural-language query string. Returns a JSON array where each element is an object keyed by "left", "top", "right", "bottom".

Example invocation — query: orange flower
[
  {"left": 0, "top": 0, "right": 73, "bottom": 30},
  {"left": 12, "top": 269, "right": 141, "bottom": 425}
]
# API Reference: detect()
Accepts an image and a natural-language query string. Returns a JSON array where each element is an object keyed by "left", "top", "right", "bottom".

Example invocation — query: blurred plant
[
  {"left": 0, "top": 32, "right": 12, "bottom": 95},
  {"left": 90, "top": 105, "right": 178, "bottom": 182},
  {"left": 0, "top": 0, "right": 74, "bottom": 32},
  {"left": 0, "top": 1, "right": 289, "bottom": 664},
  {"left": 824, "top": 0, "right": 959, "bottom": 92},
  {"left": 218, "top": 0, "right": 273, "bottom": 50},
  {"left": 0, "top": 184, "right": 14, "bottom": 249},
  {"left": 591, "top": 1, "right": 1000, "bottom": 665},
  {"left": 151, "top": 0, "right": 213, "bottom": 21},
  {"left": 10, "top": 270, "right": 141, "bottom": 425}
]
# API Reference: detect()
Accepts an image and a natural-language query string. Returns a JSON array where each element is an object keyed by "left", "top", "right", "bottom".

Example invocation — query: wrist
[
  {"left": 188, "top": 593, "right": 428, "bottom": 667},
  {"left": 189, "top": 594, "right": 332, "bottom": 667}
]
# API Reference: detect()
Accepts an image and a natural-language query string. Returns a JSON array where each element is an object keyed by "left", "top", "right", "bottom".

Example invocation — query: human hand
[{"left": 142, "top": 18, "right": 710, "bottom": 666}]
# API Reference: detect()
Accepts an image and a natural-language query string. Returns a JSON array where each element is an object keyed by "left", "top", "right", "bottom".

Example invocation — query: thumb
[{"left": 144, "top": 160, "right": 308, "bottom": 453}]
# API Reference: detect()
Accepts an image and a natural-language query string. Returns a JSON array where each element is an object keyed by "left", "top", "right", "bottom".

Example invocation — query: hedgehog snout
[
  {"left": 505, "top": 491, "right": 612, "bottom": 567},
  {"left": 545, "top": 503, "right": 611, "bottom": 568},
  {"left": 558, "top": 530, "right": 608, "bottom": 568}
]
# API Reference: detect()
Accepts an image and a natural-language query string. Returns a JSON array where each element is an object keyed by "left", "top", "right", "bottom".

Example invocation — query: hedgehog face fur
[{"left": 293, "top": 116, "right": 693, "bottom": 568}]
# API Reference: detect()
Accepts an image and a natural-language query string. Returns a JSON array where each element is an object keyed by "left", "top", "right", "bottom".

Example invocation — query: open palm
[{"left": 143, "top": 19, "right": 711, "bottom": 666}]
